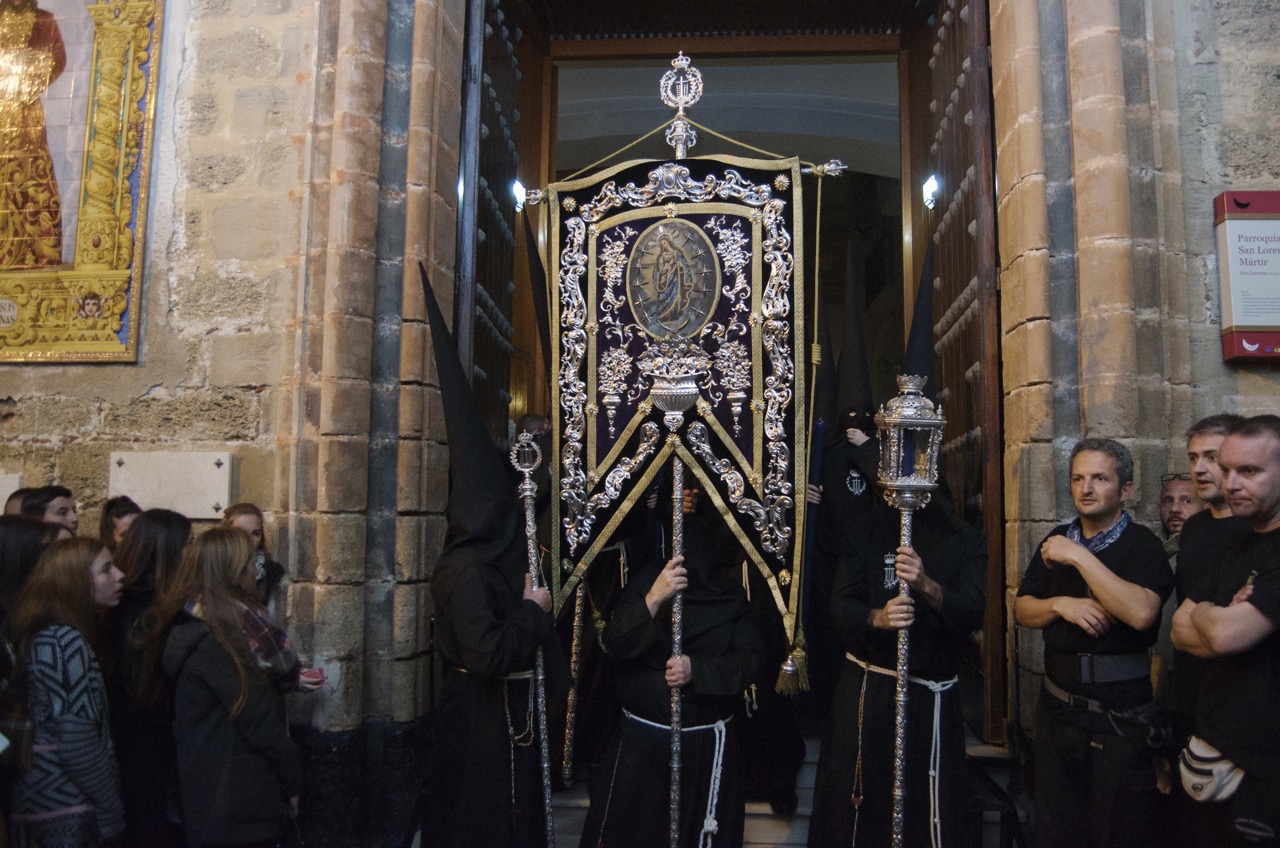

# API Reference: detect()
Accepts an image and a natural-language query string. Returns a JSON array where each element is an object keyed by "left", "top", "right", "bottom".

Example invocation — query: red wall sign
[{"left": 1215, "top": 191, "right": 1280, "bottom": 361}]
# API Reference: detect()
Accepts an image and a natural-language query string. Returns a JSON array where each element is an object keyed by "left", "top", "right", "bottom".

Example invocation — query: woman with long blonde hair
[
  {"left": 9, "top": 537, "right": 125, "bottom": 846},
  {"left": 159, "top": 527, "right": 305, "bottom": 848},
  {"left": 219, "top": 504, "right": 284, "bottom": 618}
]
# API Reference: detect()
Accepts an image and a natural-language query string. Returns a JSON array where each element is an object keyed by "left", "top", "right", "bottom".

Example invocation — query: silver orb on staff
[
  {"left": 873, "top": 374, "right": 945, "bottom": 848},
  {"left": 512, "top": 431, "right": 557, "bottom": 848}
]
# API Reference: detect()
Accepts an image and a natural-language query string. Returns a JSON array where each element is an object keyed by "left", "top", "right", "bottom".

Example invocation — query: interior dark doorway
[{"left": 457, "top": 0, "right": 1005, "bottom": 744}]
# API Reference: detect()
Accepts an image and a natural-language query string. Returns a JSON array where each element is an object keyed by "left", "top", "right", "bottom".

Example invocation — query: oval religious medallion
[{"left": 626, "top": 219, "right": 720, "bottom": 339}]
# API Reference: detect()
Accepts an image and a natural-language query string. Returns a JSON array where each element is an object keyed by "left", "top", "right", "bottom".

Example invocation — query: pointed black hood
[
  {"left": 420, "top": 264, "right": 525, "bottom": 598},
  {"left": 903, "top": 243, "right": 937, "bottom": 402},
  {"left": 836, "top": 238, "right": 875, "bottom": 427}
]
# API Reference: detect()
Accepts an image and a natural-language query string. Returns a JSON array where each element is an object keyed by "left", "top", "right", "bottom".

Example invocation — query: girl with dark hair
[
  {"left": 99, "top": 496, "right": 142, "bottom": 551},
  {"left": 19, "top": 486, "right": 78, "bottom": 536},
  {"left": 0, "top": 516, "right": 51, "bottom": 624},
  {"left": 0, "top": 515, "right": 54, "bottom": 689},
  {"left": 9, "top": 537, "right": 125, "bottom": 846},
  {"left": 108, "top": 508, "right": 192, "bottom": 847},
  {"left": 219, "top": 504, "right": 285, "bottom": 619},
  {"left": 156, "top": 528, "right": 308, "bottom": 848}
]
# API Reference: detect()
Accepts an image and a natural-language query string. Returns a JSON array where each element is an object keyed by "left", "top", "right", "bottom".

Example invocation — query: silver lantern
[{"left": 873, "top": 374, "right": 944, "bottom": 848}]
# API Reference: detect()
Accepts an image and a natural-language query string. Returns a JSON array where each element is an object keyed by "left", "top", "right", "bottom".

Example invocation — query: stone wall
[
  {"left": 0, "top": 0, "right": 464, "bottom": 842},
  {"left": 1174, "top": 0, "right": 1280, "bottom": 414},
  {"left": 990, "top": 0, "right": 1280, "bottom": 731}
]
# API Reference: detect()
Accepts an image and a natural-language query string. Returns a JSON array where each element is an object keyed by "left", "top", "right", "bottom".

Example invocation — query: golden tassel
[{"left": 775, "top": 645, "right": 810, "bottom": 695}]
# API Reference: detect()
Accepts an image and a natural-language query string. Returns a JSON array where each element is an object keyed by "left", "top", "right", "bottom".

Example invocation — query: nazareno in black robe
[
  {"left": 808, "top": 492, "right": 986, "bottom": 848},
  {"left": 420, "top": 260, "right": 567, "bottom": 848},
  {"left": 427, "top": 538, "right": 568, "bottom": 848},
  {"left": 579, "top": 507, "right": 764, "bottom": 848}
]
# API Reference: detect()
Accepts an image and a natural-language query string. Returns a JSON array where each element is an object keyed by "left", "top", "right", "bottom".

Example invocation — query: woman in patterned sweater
[{"left": 9, "top": 537, "right": 126, "bottom": 846}]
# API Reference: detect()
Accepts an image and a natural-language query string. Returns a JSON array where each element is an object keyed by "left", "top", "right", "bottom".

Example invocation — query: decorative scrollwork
[
  {"left": 578, "top": 164, "right": 772, "bottom": 224},
  {"left": 559, "top": 218, "right": 592, "bottom": 554},
  {"left": 687, "top": 422, "right": 769, "bottom": 535},
  {"left": 558, "top": 161, "right": 799, "bottom": 567},
  {"left": 579, "top": 422, "right": 662, "bottom": 535},
  {"left": 0, "top": 0, "right": 160, "bottom": 362}
]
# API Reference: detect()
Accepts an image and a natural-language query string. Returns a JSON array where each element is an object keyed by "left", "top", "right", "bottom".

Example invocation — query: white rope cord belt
[
  {"left": 623, "top": 708, "right": 730, "bottom": 847},
  {"left": 845, "top": 652, "right": 958, "bottom": 848}
]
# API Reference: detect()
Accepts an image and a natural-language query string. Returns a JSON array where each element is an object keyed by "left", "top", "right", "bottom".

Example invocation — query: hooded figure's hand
[
  {"left": 645, "top": 556, "right": 688, "bottom": 617},
  {"left": 523, "top": 573, "right": 551, "bottom": 613}
]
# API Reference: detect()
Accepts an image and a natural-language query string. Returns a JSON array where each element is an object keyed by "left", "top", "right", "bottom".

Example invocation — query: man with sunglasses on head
[
  {"left": 1152, "top": 472, "right": 1204, "bottom": 755},
  {"left": 1161, "top": 473, "right": 1204, "bottom": 544}
]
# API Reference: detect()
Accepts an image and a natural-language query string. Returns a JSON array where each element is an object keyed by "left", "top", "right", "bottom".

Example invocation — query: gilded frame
[{"left": 0, "top": 0, "right": 164, "bottom": 362}]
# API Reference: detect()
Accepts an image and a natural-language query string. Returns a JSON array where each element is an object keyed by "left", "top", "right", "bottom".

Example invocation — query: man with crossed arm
[
  {"left": 1172, "top": 415, "right": 1280, "bottom": 846},
  {"left": 1015, "top": 438, "right": 1173, "bottom": 848}
]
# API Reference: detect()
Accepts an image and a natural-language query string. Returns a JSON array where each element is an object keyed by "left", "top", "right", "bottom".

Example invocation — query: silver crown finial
[
  {"left": 659, "top": 52, "right": 703, "bottom": 115},
  {"left": 660, "top": 53, "right": 702, "bottom": 157}
]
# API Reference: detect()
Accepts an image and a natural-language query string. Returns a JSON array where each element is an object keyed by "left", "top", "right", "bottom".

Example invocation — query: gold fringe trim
[{"left": 775, "top": 645, "right": 810, "bottom": 695}]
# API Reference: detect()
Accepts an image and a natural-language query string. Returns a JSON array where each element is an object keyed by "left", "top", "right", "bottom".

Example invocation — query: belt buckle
[{"left": 1078, "top": 654, "right": 1095, "bottom": 685}]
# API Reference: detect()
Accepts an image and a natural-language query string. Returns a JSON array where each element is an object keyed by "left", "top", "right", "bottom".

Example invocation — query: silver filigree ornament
[
  {"left": 558, "top": 163, "right": 797, "bottom": 565},
  {"left": 660, "top": 53, "right": 703, "bottom": 158},
  {"left": 637, "top": 341, "right": 712, "bottom": 431},
  {"left": 598, "top": 347, "right": 632, "bottom": 438},
  {"left": 714, "top": 340, "right": 751, "bottom": 436},
  {"left": 703, "top": 216, "right": 751, "bottom": 339}
]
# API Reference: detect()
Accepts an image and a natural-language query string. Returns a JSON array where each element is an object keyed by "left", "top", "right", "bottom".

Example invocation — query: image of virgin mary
[
  {"left": 0, "top": 0, "right": 66, "bottom": 270},
  {"left": 626, "top": 219, "right": 720, "bottom": 340},
  {"left": 652, "top": 234, "right": 694, "bottom": 324}
]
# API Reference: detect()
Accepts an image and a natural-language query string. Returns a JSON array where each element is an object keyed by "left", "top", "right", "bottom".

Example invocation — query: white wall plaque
[{"left": 109, "top": 452, "right": 236, "bottom": 520}]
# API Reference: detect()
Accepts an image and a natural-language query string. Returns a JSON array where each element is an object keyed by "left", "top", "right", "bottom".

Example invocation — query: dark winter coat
[{"left": 162, "top": 613, "right": 301, "bottom": 848}]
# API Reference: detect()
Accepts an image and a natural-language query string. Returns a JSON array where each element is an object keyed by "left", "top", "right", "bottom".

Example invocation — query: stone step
[
  {"left": 553, "top": 746, "right": 816, "bottom": 848},
  {"left": 539, "top": 734, "right": 1024, "bottom": 848}
]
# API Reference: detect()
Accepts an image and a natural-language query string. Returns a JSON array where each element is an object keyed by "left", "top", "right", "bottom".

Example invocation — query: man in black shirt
[
  {"left": 1158, "top": 415, "right": 1248, "bottom": 847},
  {"left": 1173, "top": 415, "right": 1280, "bottom": 846},
  {"left": 1016, "top": 437, "right": 1173, "bottom": 848},
  {"left": 1163, "top": 415, "right": 1248, "bottom": 713}
]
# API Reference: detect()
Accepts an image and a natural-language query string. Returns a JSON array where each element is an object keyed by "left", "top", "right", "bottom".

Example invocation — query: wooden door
[
  {"left": 457, "top": 0, "right": 527, "bottom": 441},
  {"left": 901, "top": 0, "right": 1005, "bottom": 743}
]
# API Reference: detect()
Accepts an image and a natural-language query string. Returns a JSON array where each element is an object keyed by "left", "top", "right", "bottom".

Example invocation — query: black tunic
[
  {"left": 579, "top": 540, "right": 764, "bottom": 848},
  {"left": 809, "top": 501, "right": 986, "bottom": 848},
  {"left": 427, "top": 550, "right": 559, "bottom": 848}
]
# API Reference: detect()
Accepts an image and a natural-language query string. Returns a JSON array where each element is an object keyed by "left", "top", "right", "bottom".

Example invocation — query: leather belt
[
  {"left": 1042, "top": 677, "right": 1108, "bottom": 714},
  {"left": 1045, "top": 651, "right": 1148, "bottom": 685}
]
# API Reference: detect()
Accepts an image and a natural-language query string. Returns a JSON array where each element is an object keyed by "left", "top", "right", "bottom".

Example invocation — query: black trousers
[{"left": 1032, "top": 693, "right": 1159, "bottom": 848}]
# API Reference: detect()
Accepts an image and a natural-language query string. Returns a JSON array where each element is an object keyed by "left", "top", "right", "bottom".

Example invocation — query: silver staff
[
  {"left": 651, "top": 368, "right": 702, "bottom": 848},
  {"left": 873, "top": 375, "right": 944, "bottom": 848},
  {"left": 512, "top": 432, "right": 556, "bottom": 848},
  {"left": 562, "top": 581, "right": 586, "bottom": 785}
]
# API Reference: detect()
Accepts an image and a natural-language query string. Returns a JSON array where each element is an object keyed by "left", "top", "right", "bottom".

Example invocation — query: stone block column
[{"left": 990, "top": 0, "right": 1191, "bottom": 731}]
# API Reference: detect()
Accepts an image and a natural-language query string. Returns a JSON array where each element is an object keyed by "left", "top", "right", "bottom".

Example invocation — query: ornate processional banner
[{"left": 548, "top": 154, "right": 808, "bottom": 635}]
